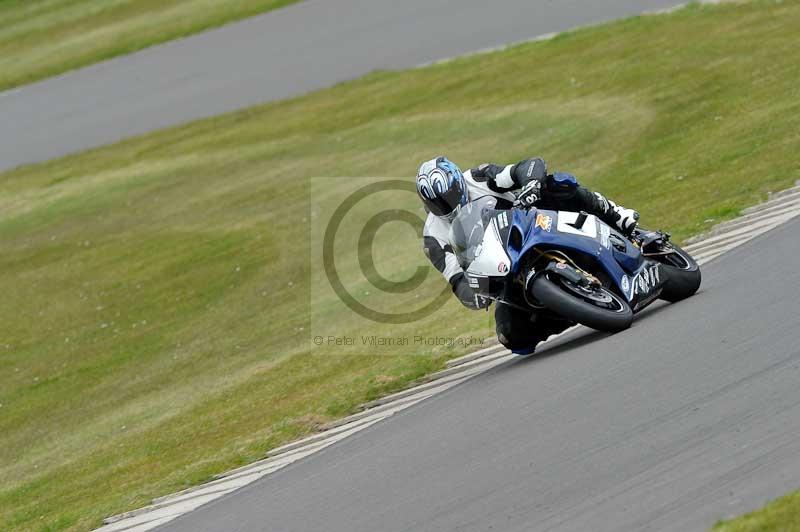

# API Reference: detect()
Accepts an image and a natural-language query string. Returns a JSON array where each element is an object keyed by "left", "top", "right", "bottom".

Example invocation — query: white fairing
[
  {"left": 556, "top": 211, "right": 599, "bottom": 238},
  {"left": 421, "top": 171, "right": 515, "bottom": 285},
  {"left": 466, "top": 220, "right": 510, "bottom": 277}
]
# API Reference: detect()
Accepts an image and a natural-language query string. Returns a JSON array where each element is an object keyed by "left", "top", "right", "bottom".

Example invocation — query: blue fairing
[{"left": 506, "top": 208, "right": 644, "bottom": 301}]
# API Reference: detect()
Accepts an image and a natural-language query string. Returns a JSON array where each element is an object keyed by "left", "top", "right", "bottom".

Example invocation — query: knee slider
[
  {"left": 496, "top": 327, "right": 531, "bottom": 350},
  {"left": 495, "top": 322, "right": 515, "bottom": 349}
]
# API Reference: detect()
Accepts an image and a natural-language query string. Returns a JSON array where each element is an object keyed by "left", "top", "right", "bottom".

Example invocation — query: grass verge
[
  {"left": 0, "top": 0, "right": 299, "bottom": 91},
  {"left": 714, "top": 491, "right": 800, "bottom": 531},
  {"left": 1, "top": 0, "right": 800, "bottom": 529}
]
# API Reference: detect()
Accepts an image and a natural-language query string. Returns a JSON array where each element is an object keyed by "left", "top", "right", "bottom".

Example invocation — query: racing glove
[
  {"left": 451, "top": 273, "right": 491, "bottom": 310},
  {"left": 513, "top": 180, "right": 542, "bottom": 209},
  {"left": 613, "top": 204, "right": 640, "bottom": 235}
]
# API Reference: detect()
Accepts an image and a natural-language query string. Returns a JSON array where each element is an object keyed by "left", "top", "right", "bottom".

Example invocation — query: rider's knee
[
  {"left": 497, "top": 330, "right": 514, "bottom": 349},
  {"left": 496, "top": 324, "right": 537, "bottom": 351},
  {"left": 498, "top": 331, "right": 539, "bottom": 355}
]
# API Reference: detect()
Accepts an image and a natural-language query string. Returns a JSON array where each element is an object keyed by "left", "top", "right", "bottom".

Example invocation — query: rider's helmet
[{"left": 416, "top": 156, "right": 468, "bottom": 222}]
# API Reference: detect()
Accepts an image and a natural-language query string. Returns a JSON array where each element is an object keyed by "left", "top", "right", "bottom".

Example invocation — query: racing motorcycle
[{"left": 450, "top": 196, "right": 701, "bottom": 332}]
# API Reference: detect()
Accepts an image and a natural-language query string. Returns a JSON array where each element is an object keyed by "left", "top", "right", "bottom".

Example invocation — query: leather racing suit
[{"left": 422, "top": 157, "right": 637, "bottom": 354}]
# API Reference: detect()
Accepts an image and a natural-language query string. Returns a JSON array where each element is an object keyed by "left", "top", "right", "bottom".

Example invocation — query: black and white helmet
[{"left": 416, "top": 156, "right": 468, "bottom": 221}]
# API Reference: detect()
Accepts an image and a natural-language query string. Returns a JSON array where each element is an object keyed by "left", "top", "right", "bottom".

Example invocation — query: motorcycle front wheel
[{"left": 531, "top": 273, "right": 633, "bottom": 332}]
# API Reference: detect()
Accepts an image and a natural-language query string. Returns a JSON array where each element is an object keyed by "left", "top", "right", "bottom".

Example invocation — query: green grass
[
  {"left": 2, "top": 0, "right": 800, "bottom": 529},
  {"left": 0, "top": 0, "right": 299, "bottom": 91},
  {"left": 715, "top": 491, "right": 800, "bottom": 531}
]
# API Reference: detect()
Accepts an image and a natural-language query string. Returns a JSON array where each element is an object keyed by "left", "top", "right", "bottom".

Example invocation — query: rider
[{"left": 416, "top": 155, "right": 639, "bottom": 354}]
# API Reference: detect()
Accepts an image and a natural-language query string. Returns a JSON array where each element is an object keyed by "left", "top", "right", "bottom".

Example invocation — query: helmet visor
[{"left": 425, "top": 176, "right": 466, "bottom": 218}]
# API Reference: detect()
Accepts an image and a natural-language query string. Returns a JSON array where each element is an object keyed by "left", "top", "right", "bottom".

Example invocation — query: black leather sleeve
[
  {"left": 573, "top": 187, "right": 621, "bottom": 228},
  {"left": 449, "top": 273, "right": 480, "bottom": 310},
  {"left": 510, "top": 157, "right": 548, "bottom": 186},
  {"left": 472, "top": 158, "right": 548, "bottom": 192},
  {"left": 423, "top": 236, "right": 447, "bottom": 274}
]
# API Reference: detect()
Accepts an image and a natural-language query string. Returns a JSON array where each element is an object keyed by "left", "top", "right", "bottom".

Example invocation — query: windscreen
[{"left": 450, "top": 196, "right": 499, "bottom": 269}]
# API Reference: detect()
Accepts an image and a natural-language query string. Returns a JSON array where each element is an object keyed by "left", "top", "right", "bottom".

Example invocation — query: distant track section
[{"left": 0, "top": 0, "right": 686, "bottom": 172}]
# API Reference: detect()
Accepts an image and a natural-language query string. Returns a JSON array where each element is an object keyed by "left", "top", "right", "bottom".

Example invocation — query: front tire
[{"left": 531, "top": 274, "right": 633, "bottom": 332}]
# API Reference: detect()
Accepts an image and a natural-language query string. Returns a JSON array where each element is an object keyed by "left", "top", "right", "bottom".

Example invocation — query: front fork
[{"left": 522, "top": 259, "right": 600, "bottom": 308}]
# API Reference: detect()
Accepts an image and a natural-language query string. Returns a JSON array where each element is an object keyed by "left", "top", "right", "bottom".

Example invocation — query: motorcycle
[{"left": 450, "top": 195, "right": 701, "bottom": 332}]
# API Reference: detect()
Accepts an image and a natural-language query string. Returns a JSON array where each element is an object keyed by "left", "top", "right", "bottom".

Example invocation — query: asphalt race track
[
  {"left": 159, "top": 217, "right": 800, "bottom": 532},
  {"left": 0, "top": 0, "right": 687, "bottom": 172}
]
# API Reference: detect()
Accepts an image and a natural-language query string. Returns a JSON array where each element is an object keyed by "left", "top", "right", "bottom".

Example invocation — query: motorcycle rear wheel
[{"left": 531, "top": 274, "right": 633, "bottom": 333}]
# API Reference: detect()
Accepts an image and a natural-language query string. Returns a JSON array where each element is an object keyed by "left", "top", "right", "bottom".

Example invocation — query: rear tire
[{"left": 531, "top": 274, "right": 633, "bottom": 332}]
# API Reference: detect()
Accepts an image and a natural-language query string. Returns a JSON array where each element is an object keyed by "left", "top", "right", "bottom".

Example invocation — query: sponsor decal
[
  {"left": 631, "top": 264, "right": 661, "bottom": 297},
  {"left": 496, "top": 211, "right": 509, "bottom": 229},
  {"left": 599, "top": 224, "right": 611, "bottom": 249},
  {"left": 555, "top": 262, "right": 568, "bottom": 270},
  {"left": 535, "top": 213, "right": 553, "bottom": 232},
  {"left": 620, "top": 275, "right": 630, "bottom": 293},
  {"left": 498, "top": 262, "right": 509, "bottom": 273},
  {"left": 526, "top": 159, "right": 545, "bottom": 178}
]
